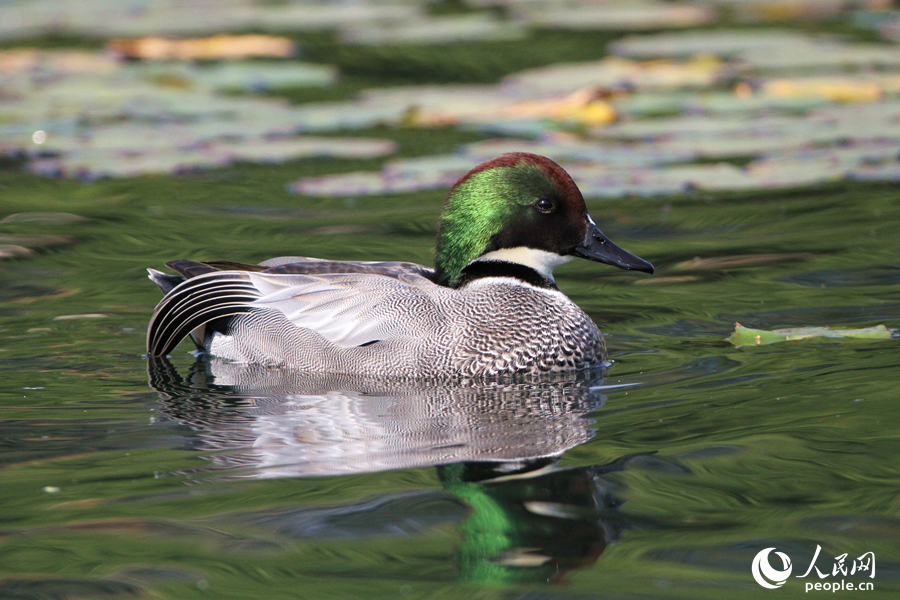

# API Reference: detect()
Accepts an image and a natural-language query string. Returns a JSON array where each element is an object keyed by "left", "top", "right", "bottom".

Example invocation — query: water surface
[{"left": 1, "top": 166, "right": 898, "bottom": 599}]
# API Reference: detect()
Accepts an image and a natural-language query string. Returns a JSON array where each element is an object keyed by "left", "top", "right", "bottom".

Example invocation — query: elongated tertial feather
[{"left": 147, "top": 272, "right": 260, "bottom": 356}]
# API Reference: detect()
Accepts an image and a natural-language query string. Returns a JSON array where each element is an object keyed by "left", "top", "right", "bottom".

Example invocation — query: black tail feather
[
  {"left": 148, "top": 269, "right": 185, "bottom": 295},
  {"left": 166, "top": 259, "right": 221, "bottom": 279}
]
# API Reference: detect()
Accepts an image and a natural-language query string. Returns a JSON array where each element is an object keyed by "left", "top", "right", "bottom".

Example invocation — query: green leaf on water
[{"left": 728, "top": 323, "right": 896, "bottom": 347}]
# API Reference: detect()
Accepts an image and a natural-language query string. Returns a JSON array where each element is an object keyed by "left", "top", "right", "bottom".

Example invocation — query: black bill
[{"left": 571, "top": 220, "right": 654, "bottom": 274}]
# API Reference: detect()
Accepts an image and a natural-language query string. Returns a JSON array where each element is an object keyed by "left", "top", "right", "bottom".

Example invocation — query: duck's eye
[{"left": 534, "top": 198, "right": 554, "bottom": 213}]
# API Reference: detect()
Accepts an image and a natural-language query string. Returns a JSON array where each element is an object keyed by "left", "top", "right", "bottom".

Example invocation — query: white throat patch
[{"left": 476, "top": 247, "right": 573, "bottom": 282}]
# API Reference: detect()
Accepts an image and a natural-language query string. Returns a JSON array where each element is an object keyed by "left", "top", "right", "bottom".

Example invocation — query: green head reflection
[{"left": 439, "top": 459, "right": 621, "bottom": 585}]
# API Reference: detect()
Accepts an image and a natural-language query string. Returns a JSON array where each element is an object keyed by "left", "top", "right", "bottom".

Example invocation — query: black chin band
[{"left": 456, "top": 260, "right": 558, "bottom": 290}]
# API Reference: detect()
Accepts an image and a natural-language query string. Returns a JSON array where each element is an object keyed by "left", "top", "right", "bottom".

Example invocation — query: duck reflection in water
[{"left": 148, "top": 357, "right": 646, "bottom": 584}]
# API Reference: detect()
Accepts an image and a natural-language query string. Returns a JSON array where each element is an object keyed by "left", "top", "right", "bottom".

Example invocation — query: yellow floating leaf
[{"left": 728, "top": 323, "right": 896, "bottom": 347}]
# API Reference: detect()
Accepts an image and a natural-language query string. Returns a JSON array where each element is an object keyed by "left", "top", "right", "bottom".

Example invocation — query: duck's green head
[{"left": 434, "top": 152, "right": 653, "bottom": 288}]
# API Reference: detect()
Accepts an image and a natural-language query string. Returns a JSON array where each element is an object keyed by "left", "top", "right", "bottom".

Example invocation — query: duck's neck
[{"left": 454, "top": 247, "right": 572, "bottom": 289}]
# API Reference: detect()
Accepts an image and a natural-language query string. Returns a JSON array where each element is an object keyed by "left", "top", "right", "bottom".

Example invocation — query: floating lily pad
[
  {"left": 0, "top": 234, "right": 77, "bottom": 248},
  {"left": 340, "top": 14, "right": 524, "bottom": 45},
  {"left": 0, "top": 234, "right": 78, "bottom": 260},
  {"left": 672, "top": 253, "right": 810, "bottom": 271},
  {"left": 728, "top": 323, "right": 896, "bottom": 347},
  {"left": 0, "top": 244, "right": 34, "bottom": 259},
  {"left": 634, "top": 275, "right": 700, "bottom": 285},
  {"left": 1, "top": 212, "right": 88, "bottom": 225}
]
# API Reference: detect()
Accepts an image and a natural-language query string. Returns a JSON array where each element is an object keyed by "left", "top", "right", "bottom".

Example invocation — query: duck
[{"left": 147, "top": 152, "right": 653, "bottom": 378}]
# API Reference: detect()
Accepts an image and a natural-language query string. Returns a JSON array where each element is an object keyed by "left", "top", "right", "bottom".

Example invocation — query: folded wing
[
  {"left": 147, "top": 258, "right": 444, "bottom": 357},
  {"left": 247, "top": 269, "right": 442, "bottom": 349}
]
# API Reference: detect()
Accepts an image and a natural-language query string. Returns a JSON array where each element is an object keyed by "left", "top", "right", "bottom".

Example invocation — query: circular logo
[{"left": 752, "top": 547, "right": 793, "bottom": 589}]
